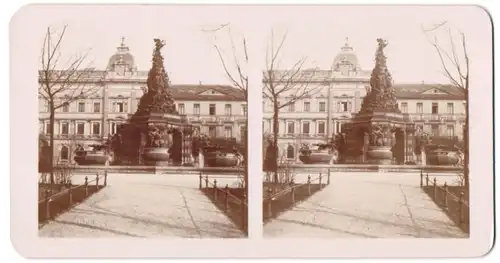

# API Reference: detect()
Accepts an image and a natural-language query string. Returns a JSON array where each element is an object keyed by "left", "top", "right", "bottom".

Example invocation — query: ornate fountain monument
[
  {"left": 111, "top": 39, "right": 193, "bottom": 166},
  {"left": 343, "top": 38, "right": 414, "bottom": 165}
]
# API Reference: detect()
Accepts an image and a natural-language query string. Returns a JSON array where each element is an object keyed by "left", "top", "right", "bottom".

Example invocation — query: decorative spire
[
  {"left": 117, "top": 36, "right": 129, "bottom": 53},
  {"left": 341, "top": 37, "right": 353, "bottom": 52}
]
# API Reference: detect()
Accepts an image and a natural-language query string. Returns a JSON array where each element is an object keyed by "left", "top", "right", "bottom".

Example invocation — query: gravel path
[
  {"left": 264, "top": 172, "right": 467, "bottom": 238},
  {"left": 39, "top": 173, "right": 245, "bottom": 238}
]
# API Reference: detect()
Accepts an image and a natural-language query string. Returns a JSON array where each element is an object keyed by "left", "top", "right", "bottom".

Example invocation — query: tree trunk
[
  {"left": 243, "top": 122, "right": 248, "bottom": 204},
  {"left": 464, "top": 92, "right": 469, "bottom": 189},
  {"left": 49, "top": 101, "right": 55, "bottom": 185},
  {"left": 272, "top": 100, "right": 279, "bottom": 184}
]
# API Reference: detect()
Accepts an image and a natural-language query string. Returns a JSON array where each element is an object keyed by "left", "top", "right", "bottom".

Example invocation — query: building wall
[
  {"left": 263, "top": 82, "right": 466, "bottom": 163},
  {"left": 39, "top": 84, "right": 247, "bottom": 163}
]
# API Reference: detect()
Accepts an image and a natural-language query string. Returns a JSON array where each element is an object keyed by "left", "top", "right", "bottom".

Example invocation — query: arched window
[
  {"left": 286, "top": 145, "right": 295, "bottom": 159},
  {"left": 60, "top": 146, "right": 69, "bottom": 160}
]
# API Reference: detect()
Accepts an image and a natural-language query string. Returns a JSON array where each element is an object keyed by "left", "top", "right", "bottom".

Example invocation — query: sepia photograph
[
  {"left": 35, "top": 5, "right": 249, "bottom": 238},
  {"left": 9, "top": 3, "right": 494, "bottom": 259},
  {"left": 261, "top": 5, "right": 490, "bottom": 238}
]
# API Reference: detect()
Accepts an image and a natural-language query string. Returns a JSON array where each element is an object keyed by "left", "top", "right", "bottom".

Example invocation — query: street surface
[
  {"left": 264, "top": 172, "right": 467, "bottom": 238},
  {"left": 39, "top": 173, "right": 245, "bottom": 238}
]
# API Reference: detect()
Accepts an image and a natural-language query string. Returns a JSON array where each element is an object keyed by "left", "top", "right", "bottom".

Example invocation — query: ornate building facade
[
  {"left": 262, "top": 39, "right": 466, "bottom": 162},
  {"left": 39, "top": 39, "right": 247, "bottom": 163}
]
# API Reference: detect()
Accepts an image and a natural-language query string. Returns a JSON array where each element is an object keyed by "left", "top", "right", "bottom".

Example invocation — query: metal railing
[
  {"left": 39, "top": 172, "right": 108, "bottom": 222},
  {"left": 199, "top": 173, "right": 247, "bottom": 232},
  {"left": 420, "top": 171, "right": 469, "bottom": 226},
  {"left": 263, "top": 170, "right": 330, "bottom": 219}
]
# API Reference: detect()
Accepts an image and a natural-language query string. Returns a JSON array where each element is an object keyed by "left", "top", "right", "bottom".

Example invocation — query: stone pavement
[
  {"left": 39, "top": 173, "right": 245, "bottom": 238},
  {"left": 264, "top": 172, "right": 468, "bottom": 238}
]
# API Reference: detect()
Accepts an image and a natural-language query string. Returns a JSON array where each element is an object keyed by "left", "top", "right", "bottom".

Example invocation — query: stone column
[
  {"left": 102, "top": 86, "right": 109, "bottom": 136},
  {"left": 326, "top": 84, "right": 332, "bottom": 138},
  {"left": 403, "top": 128, "right": 407, "bottom": 164}
]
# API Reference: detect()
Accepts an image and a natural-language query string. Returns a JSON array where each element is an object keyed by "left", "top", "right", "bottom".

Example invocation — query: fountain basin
[
  {"left": 74, "top": 151, "right": 111, "bottom": 166},
  {"left": 205, "top": 152, "right": 238, "bottom": 167},
  {"left": 143, "top": 147, "right": 170, "bottom": 166},
  {"left": 427, "top": 149, "right": 460, "bottom": 166},
  {"left": 366, "top": 146, "right": 393, "bottom": 164},
  {"left": 299, "top": 150, "right": 333, "bottom": 164}
]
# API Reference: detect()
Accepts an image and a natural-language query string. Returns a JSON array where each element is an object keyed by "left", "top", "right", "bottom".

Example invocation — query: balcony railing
[
  {"left": 187, "top": 115, "right": 246, "bottom": 123},
  {"left": 44, "top": 133, "right": 104, "bottom": 140},
  {"left": 281, "top": 133, "right": 328, "bottom": 139},
  {"left": 409, "top": 113, "right": 465, "bottom": 122}
]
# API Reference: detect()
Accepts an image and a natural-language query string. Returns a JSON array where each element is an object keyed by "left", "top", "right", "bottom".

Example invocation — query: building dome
[
  {"left": 106, "top": 37, "right": 136, "bottom": 71},
  {"left": 332, "top": 38, "right": 360, "bottom": 70}
]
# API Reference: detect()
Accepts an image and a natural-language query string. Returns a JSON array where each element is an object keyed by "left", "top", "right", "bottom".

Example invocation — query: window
[
  {"left": 193, "top": 104, "right": 200, "bottom": 115},
  {"left": 111, "top": 122, "right": 117, "bottom": 135},
  {"left": 286, "top": 145, "right": 295, "bottom": 159},
  {"left": 242, "top": 104, "right": 248, "bottom": 116},
  {"left": 43, "top": 101, "right": 49, "bottom": 112},
  {"left": 93, "top": 102, "right": 101, "bottom": 113},
  {"left": 302, "top": 122, "right": 310, "bottom": 135},
  {"left": 304, "top": 101, "right": 310, "bottom": 112},
  {"left": 319, "top": 102, "right": 326, "bottom": 112},
  {"left": 208, "top": 125, "right": 216, "bottom": 137},
  {"left": 240, "top": 126, "right": 247, "bottom": 142},
  {"left": 431, "top": 124, "right": 439, "bottom": 136},
  {"left": 287, "top": 121, "right": 295, "bottom": 135},
  {"left": 60, "top": 146, "right": 69, "bottom": 160},
  {"left": 45, "top": 122, "right": 52, "bottom": 134},
  {"left": 318, "top": 121, "right": 325, "bottom": 135},
  {"left": 340, "top": 102, "right": 349, "bottom": 112},
  {"left": 61, "top": 122, "right": 69, "bottom": 135},
  {"left": 116, "top": 102, "right": 125, "bottom": 113},
  {"left": 447, "top": 125, "right": 455, "bottom": 137},
  {"left": 62, "top": 103, "right": 69, "bottom": 112},
  {"left": 77, "top": 122, "right": 85, "bottom": 135},
  {"left": 209, "top": 104, "right": 216, "bottom": 115},
  {"left": 416, "top": 102, "right": 423, "bottom": 114},
  {"left": 225, "top": 104, "right": 232, "bottom": 116},
  {"left": 224, "top": 126, "right": 232, "bottom": 138},
  {"left": 431, "top": 103, "right": 439, "bottom": 114},
  {"left": 447, "top": 103, "right": 454, "bottom": 114},
  {"left": 288, "top": 102, "right": 295, "bottom": 112},
  {"left": 400, "top": 102, "right": 408, "bottom": 113},
  {"left": 78, "top": 102, "right": 85, "bottom": 112},
  {"left": 262, "top": 101, "right": 265, "bottom": 111},
  {"left": 178, "top": 103, "right": 185, "bottom": 115},
  {"left": 92, "top": 122, "right": 100, "bottom": 135}
]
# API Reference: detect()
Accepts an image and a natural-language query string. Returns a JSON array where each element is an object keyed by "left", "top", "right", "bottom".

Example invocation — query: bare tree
[
  {"left": 262, "top": 29, "right": 321, "bottom": 184},
  {"left": 422, "top": 22, "right": 470, "bottom": 189},
  {"left": 202, "top": 23, "right": 248, "bottom": 100},
  {"left": 201, "top": 23, "right": 249, "bottom": 202},
  {"left": 39, "top": 25, "right": 105, "bottom": 184}
]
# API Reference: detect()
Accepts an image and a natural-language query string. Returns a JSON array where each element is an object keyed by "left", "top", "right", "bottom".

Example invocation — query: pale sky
[{"left": 18, "top": 5, "right": 492, "bottom": 90}]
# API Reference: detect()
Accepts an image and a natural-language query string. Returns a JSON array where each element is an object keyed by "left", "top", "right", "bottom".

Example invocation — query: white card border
[{"left": 9, "top": 1, "right": 494, "bottom": 259}]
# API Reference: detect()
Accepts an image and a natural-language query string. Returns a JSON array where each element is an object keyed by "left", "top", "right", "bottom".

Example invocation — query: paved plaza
[
  {"left": 39, "top": 173, "right": 245, "bottom": 238},
  {"left": 264, "top": 172, "right": 468, "bottom": 238}
]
